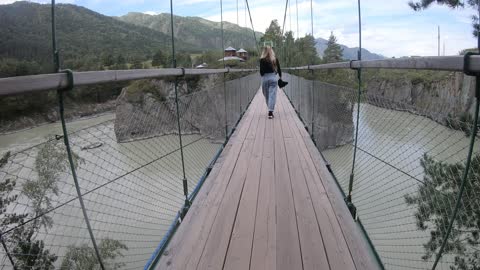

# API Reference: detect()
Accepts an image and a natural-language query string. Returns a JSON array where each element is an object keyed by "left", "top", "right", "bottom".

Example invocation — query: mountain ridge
[
  {"left": 116, "top": 12, "right": 262, "bottom": 51},
  {"left": 315, "top": 37, "right": 385, "bottom": 60}
]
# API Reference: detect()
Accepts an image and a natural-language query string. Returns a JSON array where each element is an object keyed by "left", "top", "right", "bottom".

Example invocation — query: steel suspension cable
[
  {"left": 431, "top": 3, "right": 480, "bottom": 269},
  {"left": 295, "top": 0, "right": 299, "bottom": 39},
  {"left": 245, "top": 0, "right": 259, "bottom": 54},
  {"left": 310, "top": 0, "right": 315, "bottom": 138},
  {"left": 169, "top": 0, "right": 190, "bottom": 211},
  {"left": 220, "top": 0, "right": 229, "bottom": 139},
  {"left": 346, "top": 0, "right": 362, "bottom": 217},
  {"left": 50, "top": 1, "right": 105, "bottom": 268},
  {"left": 281, "top": 0, "right": 289, "bottom": 65}
]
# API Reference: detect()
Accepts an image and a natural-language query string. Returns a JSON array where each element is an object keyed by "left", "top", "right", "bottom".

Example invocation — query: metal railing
[{"left": 283, "top": 55, "right": 479, "bottom": 270}]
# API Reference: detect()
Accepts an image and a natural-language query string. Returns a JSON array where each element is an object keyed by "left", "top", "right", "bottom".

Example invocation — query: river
[
  {"left": 0, "top": 113, "right": 221, "bottom": 269},
  {"left": 323, "top": 103, "right": 480, "bottom": 270}
]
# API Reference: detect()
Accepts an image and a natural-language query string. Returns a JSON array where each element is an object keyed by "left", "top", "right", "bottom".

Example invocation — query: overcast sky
[{"left": 1, "top": 0, "right": 476, "bottom": 57}]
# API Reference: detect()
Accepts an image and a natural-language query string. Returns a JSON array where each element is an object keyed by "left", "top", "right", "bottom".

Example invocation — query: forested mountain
[
  {"left": 315, "top": 37, "right": 385, "bottom": 60},
  {"left": 117, "top": 12, "right": 262, "bottom": 51},
  {"left": 0, "top": 1, "right": 194, "bottom": 73}
]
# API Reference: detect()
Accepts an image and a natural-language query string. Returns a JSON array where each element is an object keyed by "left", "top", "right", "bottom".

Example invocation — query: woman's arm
[{"left": 276, "top": 58, "right": 282, "bottom": 78}]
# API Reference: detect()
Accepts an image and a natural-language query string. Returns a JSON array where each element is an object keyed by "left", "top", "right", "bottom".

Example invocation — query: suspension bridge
[{"left": 0, "top": 0, "right": 479, "bottom": 270}]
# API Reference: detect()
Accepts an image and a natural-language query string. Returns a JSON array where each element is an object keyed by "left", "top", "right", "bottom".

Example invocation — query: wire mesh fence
[
  {"left": 0, "top": 72, "right": 260, "bottom": 270},
  {"left": 283, "top": 71, "right": 480, "bottom": 270}
]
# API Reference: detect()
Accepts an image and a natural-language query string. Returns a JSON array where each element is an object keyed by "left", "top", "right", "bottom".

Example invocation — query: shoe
[{"left": 268, "top": 111, "right": 273, "bottom": 119}]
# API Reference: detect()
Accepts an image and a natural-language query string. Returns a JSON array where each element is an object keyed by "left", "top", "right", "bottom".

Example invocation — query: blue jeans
[{"left": 262, "top": 73, "right": 277, "bottom": 112}]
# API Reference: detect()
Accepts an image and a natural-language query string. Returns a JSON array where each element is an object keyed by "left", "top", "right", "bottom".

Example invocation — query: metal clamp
[
  {"left": 464, "top": 52, "right": 480, "bottom": 77},
  {"left": 349, "top": 60, "right": 359, "bottom": 70},
  {"left": 58, "top": 69, "right": 74, "bottom": 92}
]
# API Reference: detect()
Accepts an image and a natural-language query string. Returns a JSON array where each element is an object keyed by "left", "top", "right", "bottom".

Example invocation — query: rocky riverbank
[
  {"left": 365, "top": 72, "right": 476, "bottom": 125},
  {"left": 0, "top": 100, "right": 116, "bottom": 134}
]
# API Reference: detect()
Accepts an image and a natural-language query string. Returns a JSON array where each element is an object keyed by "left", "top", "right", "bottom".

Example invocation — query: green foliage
[
  {"left": 323, "top": 32, "right": 344, "bottom": 63},
  {"left": 446, "top": 112, "right": 477, "bottom": 137},
  {"left": 1, "top": 152, "right": 26, "bottom": 232},
  {"left": 260, "top": 20, "right": 283, "bottom": 50},
  {"left": 0, "top": 2, "right": 177, "bottom": 72},
  {"left": 118, "top": 12, "right": 262, "bottom": 51},
  {"left": 152, "top": 50, "right": 166, "bottom": 67},
  {"left": 61, "top": 238, "right": 128, "bottom": 270},
  {"left": 124, "top": 80, "right": 166, "bottom": 103},
  {"left": 130, "top": 58, "right": 144, "bottom": 69},
  {"left": 102, "top": 54, "right": 115, "bottom": 67},
  {"left": 408, "top": 0, "right": 479, "bottom": 37},
  {"left": 0, "top": 58, "right": 44, "bottom": 78},
  {"left": 10, "top": 233, "right": 57, "bottom": 270},
  {"left": 405, "top": 153, "right": 480, "bottom": 269},
  {"left": 280, "top": 30, "right": 321, "bottom": 67},
  {"left": 6, "top": 139, "right": 83, "bottom": 269}
]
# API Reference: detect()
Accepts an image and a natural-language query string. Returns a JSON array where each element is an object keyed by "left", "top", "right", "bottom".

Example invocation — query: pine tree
[{"left": 323, "top": 31, "right": 343, "bottom": 63}]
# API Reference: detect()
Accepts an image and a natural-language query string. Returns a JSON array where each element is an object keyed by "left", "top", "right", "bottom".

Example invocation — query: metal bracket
[
  {"left": 464, "top": 52, "right": 480, "bottom": 77},
  {"left": 349, "top": 60, "right": 359, "bottom": 70},
  {"left": 345, "top": 195, "right": 358, "bottom": 220},
  {"left": 58, "top": 69, "right": 74, "bottom": 92}
]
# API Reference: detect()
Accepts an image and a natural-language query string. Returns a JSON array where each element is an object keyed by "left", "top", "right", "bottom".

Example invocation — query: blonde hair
[{"left": 261, "top": 46, "right": 277, "bottom": 71}]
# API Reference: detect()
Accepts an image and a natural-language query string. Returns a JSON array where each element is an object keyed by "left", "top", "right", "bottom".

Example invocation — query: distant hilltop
[{"left": 315, "top": 37, "right": 385, "bottom": 61}]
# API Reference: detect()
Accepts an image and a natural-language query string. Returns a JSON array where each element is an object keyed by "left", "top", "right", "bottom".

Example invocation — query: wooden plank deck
[{"left": 156, "top": 88, "right": 380, "bottom": 270}]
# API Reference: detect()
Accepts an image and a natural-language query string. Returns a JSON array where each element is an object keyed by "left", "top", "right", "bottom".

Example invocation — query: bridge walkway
[{"left": 155, "top": 89, "right": 380, "bottom": 270}]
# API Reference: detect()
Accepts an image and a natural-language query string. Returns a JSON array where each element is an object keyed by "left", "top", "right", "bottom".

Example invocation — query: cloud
[
  {"left": 143, "top": 10, "right": 158, "bottom": 15},
  {"left": 205, "top": 0, "right": 476, "bottom": 57},
  {"left": 2, "top": 0, "right": 476, "bottom": 56}
]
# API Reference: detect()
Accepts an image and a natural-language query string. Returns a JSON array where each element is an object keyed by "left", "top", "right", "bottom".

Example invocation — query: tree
[
  {"left": 102, "top": 54, "right": 115, "bottom": 67},
  {"left": 261, "top": 20, "right": 283, "bottom": 52},
  {"left": 152, "top": 50, "right": 165, "bottom": 67},
  {"left": 61, "top": 238, "right": 128, "bottom": 270},
  {"left": 408, "top": 0, "right": 480, "bottom": 37},
  {"left": 130, "top": 58, "right": 144, "bottom": 69},
  {"left": 405, "top": 153, "right": 480, "bottom": 270},
  {"left": 323, "top": 31, "right": 344, "bottom": 63},
  {"left": 116, "top": 55, "right": 126, "bottom": 65},
  {"left": 7, "top": 139, "right": 83, "bottom": 269},
  {"left": 284, "top": 31, "right": 295, "bottom": 67}
]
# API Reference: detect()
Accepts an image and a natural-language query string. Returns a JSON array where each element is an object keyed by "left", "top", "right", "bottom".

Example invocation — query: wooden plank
[
  {"left": 284, "top": 138, "right": 330, "bottom": 270},
  {"left": 280, "top": 90, "right": 381, "bottom": 270},
  {"left": 276, "top": 91, "right": 293, "bottom": 139},
  {"left": 250, "top": 119, "right": 275, "bottom": 270},
  {"left": 156, "top": 92, "right": 262, "bottom": 269},
  {"left": 192, "top": 92, "right": 263, "bottom": 269},
  {"left": 223, "top": 106, "right": 266, "bottom": 269},
  {"left": 279, "top": 91, "right": 356, "bottom": 270},
  {"left": 273, "top": 94, "right": 303, "bottom": 270},
  {"left": 193, "top": 138, "right": 254, "bottom": 269}
]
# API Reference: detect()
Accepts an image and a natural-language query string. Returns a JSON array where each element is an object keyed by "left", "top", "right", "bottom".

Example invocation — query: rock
[
  {"left": 366, "top": 72, "right": 476, "bottom": 124},
  {"left": 114, "top": 74, "right": 241, "bottom": 143}
]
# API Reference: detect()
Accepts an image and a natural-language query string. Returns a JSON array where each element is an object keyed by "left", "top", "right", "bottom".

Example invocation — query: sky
[{"left": 1, "top": 0, "right": 477, "bottom": 57}]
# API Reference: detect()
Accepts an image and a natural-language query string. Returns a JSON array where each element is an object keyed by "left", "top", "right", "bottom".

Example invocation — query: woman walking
[{"left": 260, "top": 46, "right": 282, "bottom": 119}]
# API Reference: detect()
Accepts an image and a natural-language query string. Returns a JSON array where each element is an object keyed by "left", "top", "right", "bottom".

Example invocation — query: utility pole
[
  {"left": 443, "top": 41, "right": 446, "bottom": 56},
  {"left": 438, "top": 25, "right": 440, "bottom": 56}
]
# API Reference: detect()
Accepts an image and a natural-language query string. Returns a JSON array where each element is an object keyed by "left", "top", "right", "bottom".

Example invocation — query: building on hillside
[
  {"left": 237, "top": 48, "right": 248, "bottom": 60},
  {"left": 224, "top": 46, "right": 237, "bottom": 57},
  {"left": 195, "top": 62, "right": 208, "bottom": 69},
  {"left": 218, "top": 46, "right": 245, "bottom": 63}
]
